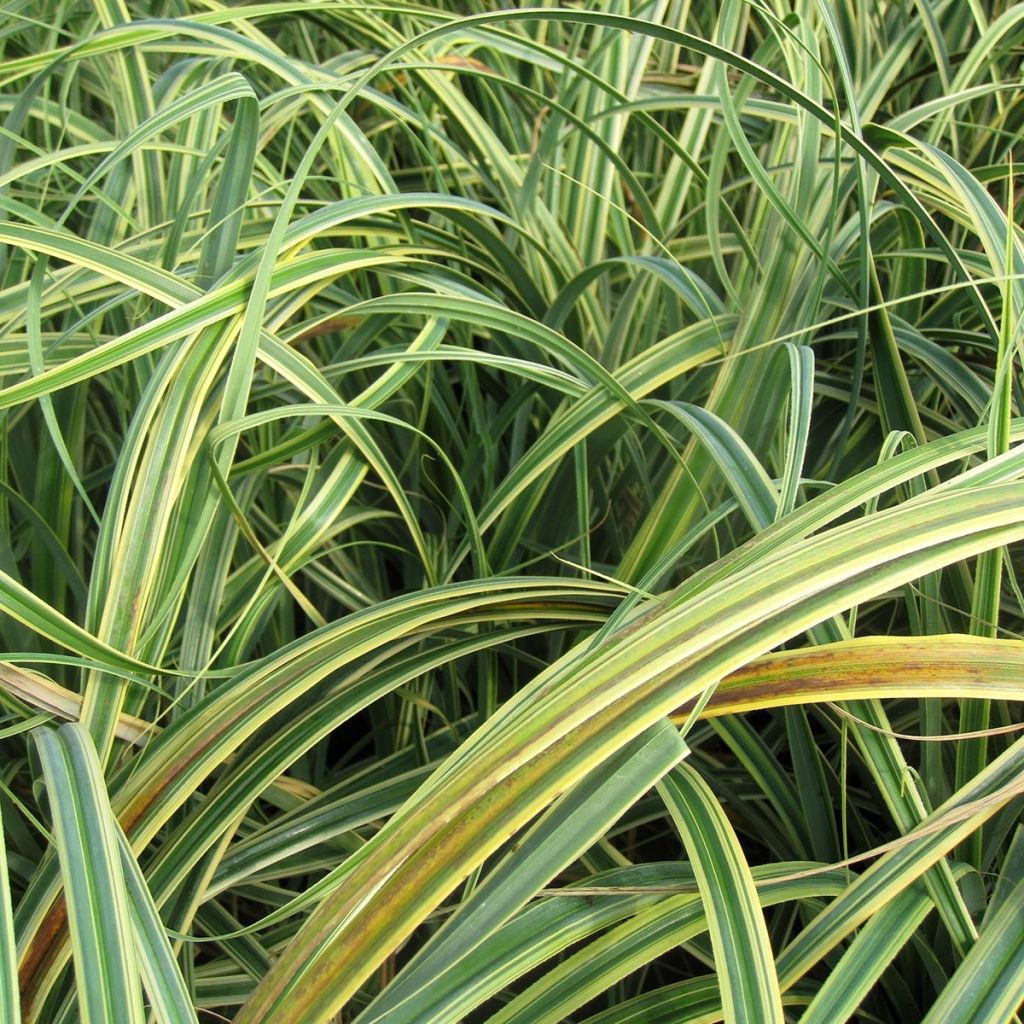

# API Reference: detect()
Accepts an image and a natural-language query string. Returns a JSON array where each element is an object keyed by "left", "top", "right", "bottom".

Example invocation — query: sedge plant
[{"left": 0, "top": 2, "right": 1023, "bottom": 1022}]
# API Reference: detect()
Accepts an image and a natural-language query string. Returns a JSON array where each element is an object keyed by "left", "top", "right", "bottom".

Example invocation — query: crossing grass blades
[{"left": 0, "top": 2, "right": 1023, "bottom": 1022}]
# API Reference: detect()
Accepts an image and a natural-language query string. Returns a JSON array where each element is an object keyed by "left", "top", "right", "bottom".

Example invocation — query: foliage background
[{"left": 0, "top": 1, "right": 1023, "bottom": 1021}]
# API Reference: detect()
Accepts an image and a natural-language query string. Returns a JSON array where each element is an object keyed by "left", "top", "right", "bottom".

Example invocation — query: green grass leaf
[
  {"left": 33, "top": 725, "right": 145, "bottom": 1024},
  {"left": 659, "top": 763, "right": 784, "bottom": 1024}
]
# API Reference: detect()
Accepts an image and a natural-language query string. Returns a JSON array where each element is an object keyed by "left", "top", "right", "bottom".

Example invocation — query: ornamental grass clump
[{"left": 0, "top": 3, "right": 1023, "bottom": 1022}]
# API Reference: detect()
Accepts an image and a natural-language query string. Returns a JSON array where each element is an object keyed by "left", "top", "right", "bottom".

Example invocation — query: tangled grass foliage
[{"left": 1, "top": 2, "right": 1023, "bottom": 1022}]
